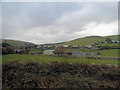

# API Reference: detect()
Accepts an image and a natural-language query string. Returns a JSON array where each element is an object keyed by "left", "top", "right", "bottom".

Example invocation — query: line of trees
[
  {"left": 2, "top": 46, "right": 15, "bottom": 54},
  {"left": 97, "top": 45, "right": 120, "bottom": 50},
  {"left": 105, "top": 38, "right": 113, "bottom": 44},
  {"left": 54, "top": 46, "right": 72, "bottom": 56},
  {"left": 2, "top": 43, "right": 30, "bottom": 55}
]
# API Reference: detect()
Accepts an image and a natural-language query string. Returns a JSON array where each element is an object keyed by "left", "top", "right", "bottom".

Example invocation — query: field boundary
[{"left": 86, "top": 56, "right": 119, "bottom": 60}]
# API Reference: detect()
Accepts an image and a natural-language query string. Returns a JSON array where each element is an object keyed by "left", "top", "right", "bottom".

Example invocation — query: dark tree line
[
  {"left": 105, "top": 38, "right": 113, "bottom": 44},
  {"left": 2, "top": 43, "right": 30, "bottom": 55},
  {"left": 2, "top": 46, "right": 15, "bottom": 54}
]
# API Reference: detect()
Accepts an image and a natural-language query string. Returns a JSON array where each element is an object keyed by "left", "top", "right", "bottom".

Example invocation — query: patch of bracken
[{"left": 2, "top": 61, "right": 120, "bottom": 88}]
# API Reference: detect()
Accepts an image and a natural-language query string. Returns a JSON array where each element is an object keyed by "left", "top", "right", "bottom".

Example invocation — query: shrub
[
  {"left": 2, "top": 47, "right": 7, "bottom": 54},
  {"left": 6, "top": 46, "right": 15, "bottom": 54},
  {"left": 2, "top": 61, "right": 120, "bottom": 88}
]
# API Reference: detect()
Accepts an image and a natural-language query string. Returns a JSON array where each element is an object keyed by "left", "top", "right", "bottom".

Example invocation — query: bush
[
  {"left": 2, "top": 43, "right": 10, "bottom": 47},
  {"left": 2, "top": 47, "right": 7, "bottom": 54},
  {"left": 6, "top": 46, "right": 15, "bottom": 54},
  {"left": 2, "top": 61, "right": 120, "bottom": 88}
]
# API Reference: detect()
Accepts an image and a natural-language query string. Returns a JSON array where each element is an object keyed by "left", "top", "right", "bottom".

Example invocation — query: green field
[
  {"left": 2, "top": 39, "right": 35, "bottom": 47},
  {"left": 2, "top": 54, "right": 118, "bottom": 65},
  {"left": 65, "top": 36, "right": 105, "bottom": 46},
  {"left": 30, "top": 50, "right": 43, "bottom": 53},
  {"left": 64, "top": 35, "right": 119, "bottom": 46},
  {"left": 66, "top": 48, "right": 119, "bottom": 57},
  {"left": 99, "top": 49, "right": 119, "bottom": 57}
]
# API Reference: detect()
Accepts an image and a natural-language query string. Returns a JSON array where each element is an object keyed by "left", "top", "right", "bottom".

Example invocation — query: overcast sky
[{"left": 2, "top": 2, "right": 118, "bottom": 44}]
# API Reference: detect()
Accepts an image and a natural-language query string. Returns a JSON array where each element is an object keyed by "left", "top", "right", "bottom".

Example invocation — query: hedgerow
[{"left": 2, "top": 61, "right": 120, "bottom": 88}]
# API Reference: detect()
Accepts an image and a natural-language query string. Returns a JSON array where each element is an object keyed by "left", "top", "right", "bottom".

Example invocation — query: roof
[{"left": 44, "top": 50, "right": 55, "bottom": 51}]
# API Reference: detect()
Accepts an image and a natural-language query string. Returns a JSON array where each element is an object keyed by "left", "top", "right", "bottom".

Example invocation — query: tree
[
  {"left": 96, "top": 51, "right": 100, "bottom": 55},
  {"left": 55, "top": 46, "right": 66, "bottom": 56},
  {"left": 100, "top": 46, "right": 109, "bottom": 50},
  {"left": 19, "top": 49, "right": 25, "bottom": 54},
  {"left": 2, "top": 43, "right": 10, "bottom": 47},
  {"left": 25, "top": 49, "right": 30, "bottom": 54},
  {"left": 105, "top": 38, "right": 112, "bottom": 43},
  {"left": 0, "top": 47, "right": 1, "bottom": 55},
  {"left": 15, "top": 50, "right": 19, "bottom": 54},
  {"left": 2, "top": 47, "right": 7, "bottom": 54},
  {"left": 6, "top": 46, "right": 15, "bottom": 54}
]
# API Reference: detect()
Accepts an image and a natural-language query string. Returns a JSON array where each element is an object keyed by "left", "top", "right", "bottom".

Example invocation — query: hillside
[
  {"left": 63, "top": 35, "right": 119, "bottom": 46},
  {"left": 2, "top": 39, "right": 36, "bottom": 47},
  {"left": 104, "top": 35, "right": 119, "bottom": 41},
  {"left": 2, "top": 35, "right": 119, "bottom": 47}
]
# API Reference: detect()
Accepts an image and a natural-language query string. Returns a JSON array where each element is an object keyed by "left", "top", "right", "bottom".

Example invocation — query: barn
[
  {"left": 43, "top": 50, "right": 55, "bottom": 55},
  {"left": 72, "top": 51, "right": 85, "bottom": 56}
]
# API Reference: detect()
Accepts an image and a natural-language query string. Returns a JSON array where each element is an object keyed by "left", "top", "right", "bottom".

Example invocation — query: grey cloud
[{"left": 2, "top": 2, "right": 118, "bottom": 44}]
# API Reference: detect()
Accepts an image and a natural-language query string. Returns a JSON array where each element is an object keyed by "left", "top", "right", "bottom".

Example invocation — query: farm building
[
  {"left": 43, "top": 50, "right": 55, "bottom": 55},
  {"left": 79, "top": 45, "right": 82, "bottom": 47},
  {"left": 14, "top": 49, "right": 20, "bottom": 53},
  {"left": 72, "top": 51, "right": 85, "bottom": 56},
  {"left": 85, "top": 52, "right": 97, "bottom": 56},
  {"left": 72, "top": 51, "right": 97, "bottom": 56},
  {"left": 55, "top": 45, "right": 58, "bottom": 48},
  {"left": 43, "top": 45, "right": 47, "bottom": 48},
  {"left": 112, "top": 40, "right": 120, "bottom": 43},
  {"left": 62, "top": 44, "right": 69, "bottom": 48},
  {"left": 31, "top": 52, "right": 43, "bottom": 55},
  {"left": 36, "top": 46, "right": 40, "bottom": 48},
  {"left": 86, "top": 45, "right": 92, "bottom": 48},
  {"left": 72, "top": 45, "right": 79, "bottom": 48},
  {"left": 47, "top": 45, "right": 53, "bottom": 48}
]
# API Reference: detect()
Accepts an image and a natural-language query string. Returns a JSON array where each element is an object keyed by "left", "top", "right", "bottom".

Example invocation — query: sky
[{"left": 1, "top": 2, "right": 118, "bottom": 44}]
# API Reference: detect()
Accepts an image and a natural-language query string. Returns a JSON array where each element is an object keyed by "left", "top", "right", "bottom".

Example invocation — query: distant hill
[
  {"left": 104, "top": 35, "right": 119, "bottom": 41},
  {"left": 85, "top": 36, "right": 102, "bottom": 38},
  {"left": 2, "top": 35, "right": 119, "bottom": 47},
  {"left": 63, "top": 35, "right": 120, "bottom": 46},
  {"left": 2, "top": 39, "right": 36, "bottom": 47}
]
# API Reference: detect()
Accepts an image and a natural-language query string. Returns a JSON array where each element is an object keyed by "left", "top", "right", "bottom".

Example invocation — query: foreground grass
[
  {"left": 2, "top": 54, "right": 118, "bottom": 65},
  {"left": 3, "top": 61, "right": 120, "bottom": 88}
]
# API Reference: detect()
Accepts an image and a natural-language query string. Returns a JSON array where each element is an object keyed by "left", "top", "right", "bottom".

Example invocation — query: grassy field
[
  {"left": 65, "top": 36, "right": 105, "bottom": 46},
  {"left": 66, "top": 48, "right": 97, "bottom": 52},
  {"left": 2, "top": 54, "right": 118, "bottom": 65},
  {"left": 66, "top": 48, "right": 119, "bottom": 57},
  {"left": 30, "top": 50, "right": 43, "bottom": 53},
  {"left": 64, "top": 35, "right": 119, "bottom": 46},
  {"left": 104, "top": 35, "right": 119, "bottom": 41},
  {"left": 99, "top": 49, "right": 119, "bottom": 57},
  {"left": 2, "top": 39, "right": 35, "bottom": 47}
]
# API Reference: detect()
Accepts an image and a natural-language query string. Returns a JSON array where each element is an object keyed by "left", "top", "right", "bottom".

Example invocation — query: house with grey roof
[
  {"left": 72, "top": 51, "right": 97, "bottom": 56},
  {"left": 72, "top": 51, "right": 85, "bottom": 56},
  {"left": 72, "top": 45, "right": 79, "bottom": 48},
  {"left": 43, "top": 50, "right": 55, "bottom": 55},
  {"left": 86, "top": 45, "right": 92, "bottom": 48},
  {"left": 62, "top": 44, "right": 69, "bottom": 48}
]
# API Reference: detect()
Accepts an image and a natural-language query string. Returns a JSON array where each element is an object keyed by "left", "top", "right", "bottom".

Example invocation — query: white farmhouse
[
  {"left": 63, "top": 44, "right": 69, "bottom": 48},
  {"left": 86, "top": 45, "right": 92, "bottom": 48},
  {"left": 36, "top": 46, "right": 40, "bottom": 48},
  {"left": 43, "top": 50, "right": 55, "bottom": 55},
  {"left": 112, "top": 40, "right": 120, "bottom": 43},
  {"left": 79, "top": 45, "right": 82, "bottom": 47},
  {"left": 72, "top": 45, "right": 78, "bottom": 48}
]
